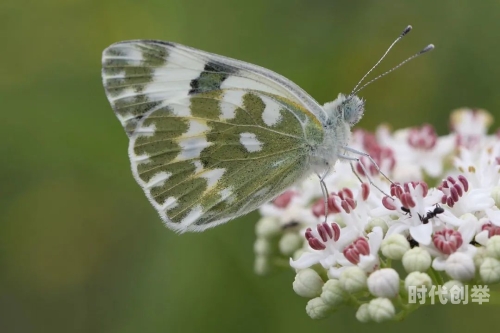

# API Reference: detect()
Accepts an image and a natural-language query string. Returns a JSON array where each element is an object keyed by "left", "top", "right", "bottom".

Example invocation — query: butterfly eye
[{"left": 342, "top": 96, "right": 365, "bottom": 126}]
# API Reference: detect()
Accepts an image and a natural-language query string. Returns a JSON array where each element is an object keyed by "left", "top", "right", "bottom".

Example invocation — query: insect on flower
[
  {"left": 101, "top": 26, "right": 433, "bottom": 232},
  {"left": 418, "top": 204, "right": 445, "bottom": 224}
]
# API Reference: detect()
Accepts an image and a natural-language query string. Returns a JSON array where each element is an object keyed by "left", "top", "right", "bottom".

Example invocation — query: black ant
[
  {"left": 407, "top": 235, "right": 419, "bottom": 248},
  {"left": 401, "top": 206, "right": 411, "bottom": 216},
  {"left": 418, "top": 204, "right": 444, "bottom": 224}
]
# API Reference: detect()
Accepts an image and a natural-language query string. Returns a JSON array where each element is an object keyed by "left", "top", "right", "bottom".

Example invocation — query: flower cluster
[{"left": 253, "top": 108, "right": 500, "bottom": 322}]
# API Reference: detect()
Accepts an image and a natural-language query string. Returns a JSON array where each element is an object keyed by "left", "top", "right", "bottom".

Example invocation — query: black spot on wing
[{"left": 189, "top": 61, "right": 236, "bottom": 95}]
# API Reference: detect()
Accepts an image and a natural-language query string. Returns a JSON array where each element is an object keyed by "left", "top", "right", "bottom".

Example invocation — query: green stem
[
  {"left": 427, "top": 267, "right": 444, "bottom": 286},
  {"left": 393, "top": 295, "right": 419, "bottom": 321},
  {"left": 427, "top": 267, "right": 439, "bottom": 285},
  {"left": 386, "top": 258, "right": 392, "bottom": 268}
]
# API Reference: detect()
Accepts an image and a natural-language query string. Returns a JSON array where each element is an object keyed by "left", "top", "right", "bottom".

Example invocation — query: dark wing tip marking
[{"left": 189, "top": 61, "right": 237, "bottom": 95}]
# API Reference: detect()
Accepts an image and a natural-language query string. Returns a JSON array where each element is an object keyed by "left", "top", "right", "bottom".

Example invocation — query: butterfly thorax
[{"left": 310, "top": 93, "right": 365, "bottom": 173}]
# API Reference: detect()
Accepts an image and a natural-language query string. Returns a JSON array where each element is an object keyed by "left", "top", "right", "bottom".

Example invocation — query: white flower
[
  {"left": 486, "top": 235, "right": 500, "bottom": 259},
  {"left": 473, "top": 246, "right": 489, "bottom": 268},
  {"left": 306, "top": 297, "right": 333, "bottom": 320},
  {"left": 321, "top": 279, "right": 347, "bottom": 307},
  {"left": 404, "top": 272, "right": 432, "bottom": 291},
  {"left": 348, "top": 129, "right": 396, "bottom": 185},
  {"left": 480, "top": 258, "right": 500, "bottom": 283},
  {"left": 339, "top": 266, "right": 367, "bottom": 293},
  {"left": 441, "top": 252, "right": 476, "bottom": 281},
  {"left": 367, "top": 298, "right": 395, "bottom": 323},
  {"left": 329, "top": 227, "right": 383, "bottom": 278},
  {"left": 437, "top": 175, "right": 494, "bottom": 216},
  {"left": 254, "top": 238, "right": 272, "bottom": 256},
  {"left": 355, "top": 304, "right": 371, "bottom": 323},
  {"left": 293, "top": 268, "right": 324, "bottom": 298},
  {"left": 322, "top": 161, "right": 362, "bottom": 193},
  {"left": 378, "top": 125, "right": 455, "bottom": 180},
  {"left": 474, "top": 215, "right": 500, "bottom": 246},
  {"left": 486, "top": 208, "right": 500, "bottom": 227},
  {"left": 428, "top": 217, "right": 477, "bottom": 275},
  {"left": 259, "top": 191, "right": 317, "bottom": 227},
  {"left": 450, "top": 108, "right": 493, "bottom": 149},
  {"left": 381, "top": 234, "right": 410, "bottom": 260},
  {"left": 255, "top": 216, "right": 281, "bottom": 238},
  {"left": 453, "top": 142, "right": 500, "bottom": 191},
  {"left": 367, "top": 268, "right": 400, "bottom": 298},
  {"left": 441, "top": 280, "right": 465, "bottom": 301},
  {"left": 402, "top": 247, "right": 432, "bottom": 273},
  {"left": 383, "top": 181, "right": 442, "bottom": 245},
  {"left": 289, "top": 222, "right": 353, "bottom": 271},
  {"left": 279, "top": 233, "right": 303, "bottom": 256},
  {"left": 254, "top": 106, "right": 500, "bottom": 322}
]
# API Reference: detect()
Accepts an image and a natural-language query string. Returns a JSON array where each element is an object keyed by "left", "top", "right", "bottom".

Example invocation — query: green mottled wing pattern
[{"left": 102, "top": 40, "right": 325, "bottom": 232}]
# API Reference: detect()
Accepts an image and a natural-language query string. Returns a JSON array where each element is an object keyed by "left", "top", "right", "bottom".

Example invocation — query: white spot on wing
[
  {"left": 152, "top": 68, "right": 204, "bottom": 81},
  {"left": 145, "top": 171, "right": 171, "bottom": 189},
  {"left": 261, "top": 97, "right": 282, "bottom": 126},
  {"left": 141, "top": 80, "right": 189, "bottom": 95},
  {"left": 135, "top": 123, "right": 156, "bottom": 137},
  {"left": 180, "top": 205, "right": 203, "bottom": 226},
  {"left": 162, "top": 197, "right": 178, "bottom": 211},
  {"left": 220, "top": 188, "right": 235, "bottom": 204},
  {"left": 201, "top": 168, "right": 225, "bottom": 189},
  {"left": 184, "top": 119, "right": 210, "bottom": 137},
  {"left": 109, "top": 87, "right": 137, "bottom": 102},
  {"left": 176, "top": 137, "right": 211, "bottom": 159},
  {"left": 170, "top": 103, "right": 192, "bottom": 117},
  {"left": 239, "top": 132, "right": 263, "bottom": 152},
  {"left": 193, "top": 160, "right": 204, "bottom": 173},
  {"left": 132, "top": 153, "right": 150, "bottom": 163},
  {"left": 220, "top": 90, "right": 245, "bottom": 120},
  {"left": 253, "top": 187, "right": 270, "bottom": 198}
]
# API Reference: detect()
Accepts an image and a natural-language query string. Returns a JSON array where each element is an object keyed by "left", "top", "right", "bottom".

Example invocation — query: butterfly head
[{"left": 323, "top": 93, "right": 365, "bottom": 128}]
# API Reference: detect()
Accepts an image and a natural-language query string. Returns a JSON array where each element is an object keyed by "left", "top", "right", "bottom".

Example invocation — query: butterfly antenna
[
  {"left": 349, "top": 25, "right": 412, "bottom": 96},
  {"left": 351, "top": 44, "right": 434, "bottom": 95}
]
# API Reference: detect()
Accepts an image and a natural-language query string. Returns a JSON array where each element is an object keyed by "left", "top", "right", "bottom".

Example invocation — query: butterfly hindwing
[{"left": 102, "top": 40, "right": 325, "bottom": 232}]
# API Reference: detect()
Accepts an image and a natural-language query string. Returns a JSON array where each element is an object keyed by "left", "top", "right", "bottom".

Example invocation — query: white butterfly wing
[{"left": 102, "top": 40, "right": 326, "bottom": 232}]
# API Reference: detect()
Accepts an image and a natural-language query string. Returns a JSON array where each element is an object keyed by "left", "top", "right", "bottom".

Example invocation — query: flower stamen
[
  {"left": 433, "top": 229, "right": 463, "bottom": 255},
  {"left": 438, "top": 175, "right": 469, "bottom": 207},
  {"left": 304, "top": 223, "right": 341, "bottom": 250},
  {"left": 344, "top": 237, "right": 371, "bottom": 264}
]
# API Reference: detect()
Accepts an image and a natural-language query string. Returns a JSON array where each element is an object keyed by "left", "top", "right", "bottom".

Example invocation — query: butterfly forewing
[{"left": 102, "top": 40, "right": 325, "bottom": 232}]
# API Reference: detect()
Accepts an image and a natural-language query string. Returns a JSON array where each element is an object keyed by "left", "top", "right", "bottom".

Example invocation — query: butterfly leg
[
  {"left": 341, "top": 146, "right": 394, "bottom": 185},
  {"left": 316, "top": 171, "right": 330, "bottom": 223},
  {"left": 338, "top": 153, "right": 391, "bottom": 197},
  {"left": 349, "top": 162, "right": 364, "bottom": 184}
]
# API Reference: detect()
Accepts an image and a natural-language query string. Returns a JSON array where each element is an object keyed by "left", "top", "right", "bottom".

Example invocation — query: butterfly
[{"left": 101, "top": 26, "right": 432, "bottom": 233}]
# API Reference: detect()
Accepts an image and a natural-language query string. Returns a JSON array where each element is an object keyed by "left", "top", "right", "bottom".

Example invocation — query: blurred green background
[{"left": 1, "top": 0, "right": 499, "bottom": 332}]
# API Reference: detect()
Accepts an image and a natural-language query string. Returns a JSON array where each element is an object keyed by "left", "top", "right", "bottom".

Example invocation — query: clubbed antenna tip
[
  {"left": 402, "top": 25, "right": 412, "bottom": 36},
  {"left": 420, "top": 44, "right": 435, "bottom": 54}
]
